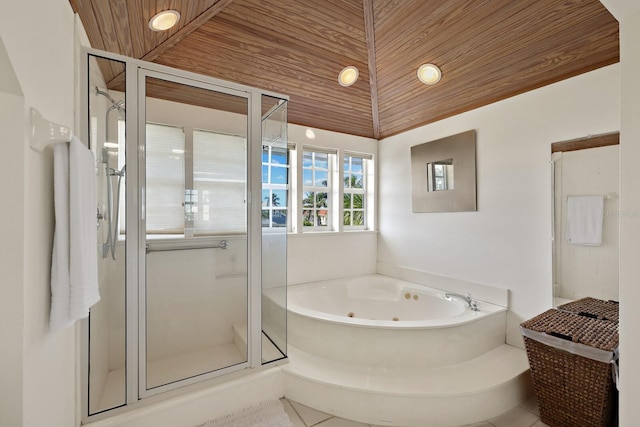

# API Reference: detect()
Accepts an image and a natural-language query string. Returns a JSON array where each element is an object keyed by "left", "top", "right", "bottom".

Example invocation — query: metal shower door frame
[
  {"left": 137, "top": 67, "right": 254, "bottom": 399},
  {"left": 80, "top": 46, "right": 287, "bottom": 420}
]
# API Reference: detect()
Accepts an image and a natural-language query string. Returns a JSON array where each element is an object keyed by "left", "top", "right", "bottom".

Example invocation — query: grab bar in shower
[{"left": 146, "top": 240, "right": 229, "bottom": 254}]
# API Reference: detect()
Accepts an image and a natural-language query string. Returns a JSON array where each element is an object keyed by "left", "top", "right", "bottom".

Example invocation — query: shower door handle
[{"left": 146, "top": 240, "right": 229, "bottom": 253}]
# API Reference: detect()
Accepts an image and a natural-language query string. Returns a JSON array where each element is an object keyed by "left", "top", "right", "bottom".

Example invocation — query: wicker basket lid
[
  {"left": 558, "top": 297, "right": 619, "bottom": 323},
  {"left": 521, "top": 309, "right": 618, "bottom": 352}
]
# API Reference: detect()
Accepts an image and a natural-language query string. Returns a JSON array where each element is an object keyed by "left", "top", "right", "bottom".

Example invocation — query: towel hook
[{"left": 30, "top": 107, "right": 72, "bottom": 152}]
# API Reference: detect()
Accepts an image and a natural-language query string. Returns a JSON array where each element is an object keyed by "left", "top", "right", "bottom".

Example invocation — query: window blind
[
  {"left": 193, "top": 130, "right": 247, "bottom": 235},
  {"left": 145, "top": 123, "right": 185, "bottom": 234}
]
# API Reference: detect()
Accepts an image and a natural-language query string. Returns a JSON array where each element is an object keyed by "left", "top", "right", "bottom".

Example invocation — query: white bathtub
[{"left": 287, "top": 274, "right": 507, "bottom": 368}]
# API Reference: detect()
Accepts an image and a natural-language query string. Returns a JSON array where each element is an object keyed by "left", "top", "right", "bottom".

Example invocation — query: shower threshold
[{"left": 93, "top": 331, "right": 284, "bottom": 413}]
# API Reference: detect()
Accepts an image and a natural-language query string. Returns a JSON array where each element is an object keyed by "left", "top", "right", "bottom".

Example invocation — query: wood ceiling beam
[
  {"left": 68, "top": 0, "right": 79, "bottom": 14},
  {"left": 142, "top": 0, "right": 234, "bottom": 63},
  {"left": 106, "top": 0, "right": 234, "bottom": 88},
  {"left": 363, "top": 0, "right": 380, "bottom": 140}
]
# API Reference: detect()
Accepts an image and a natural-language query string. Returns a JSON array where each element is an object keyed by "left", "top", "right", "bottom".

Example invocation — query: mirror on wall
[
  {"left": 410, "top": 130, "right": 476, "bottom": 213},
  {"left": 551, "top": 133, "right": 620, "bottom": 306}
]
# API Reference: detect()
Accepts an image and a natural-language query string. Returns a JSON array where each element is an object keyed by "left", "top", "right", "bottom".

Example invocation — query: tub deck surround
[
  {"left": 376, "top": 262, "right": 510, "bottom": 308},
  {"left": 283, "top": 345, "right": 532, "bottom": 427},
  {"left": 288, "top": 308, "right": 507, "bottom": 369},
  {"left": 285, "top": 273, "right": 532, "bottom": 426}
]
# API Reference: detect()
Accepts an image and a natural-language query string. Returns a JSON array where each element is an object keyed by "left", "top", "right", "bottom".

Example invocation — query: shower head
[
  {"left": 95, "top": 87, "right": 116, "bottom": 103},
  {"left": 96, "top": 86, "right": 126, "bottom": 115},
  {"left": 109, "top": 99, "right": 126, "bottom": 114},
  {"left": 109, "top": 167, "right": 125, "bottom": 177}
]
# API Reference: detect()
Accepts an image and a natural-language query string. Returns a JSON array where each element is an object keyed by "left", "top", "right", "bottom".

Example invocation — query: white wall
[
  {"left": 553, "top": 145, "right": 619, "bottom": 301},
  {"left": 0, "top": 35, "right": 25, "bottom": 427},
  {"left": 145, "top": 240, "right": 249, "bottom": 360},
  {"left": 0, "top": 0, "right": 78, "bottom": 426},
  {"left": 604, "top": 1, "right": 640, "bottom": 426},
  {"left": 286, "top": 125, "right": 378, "bottom": 285},
  {"left": 378, "top": 64, "right": 620, "bottom": 347},
  {"left": 287, "top": 231, "right": 378, "bottom": 285}
]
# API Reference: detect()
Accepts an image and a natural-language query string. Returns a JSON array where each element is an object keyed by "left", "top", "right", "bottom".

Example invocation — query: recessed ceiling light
[
  {"left": 338, "top": 66, "right": 359, "bottom": 87},
  {"left": 305, "top": 129, "right": 316, "bottom": 139},
  {"left": 149, "top": 10, "right": 180, "bottom": 32},
  {"left": 417, "top": 63, "right": 442, "bottom": 85}
]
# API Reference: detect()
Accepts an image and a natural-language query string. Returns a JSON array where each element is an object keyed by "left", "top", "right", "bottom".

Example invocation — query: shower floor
[{"left": 95, "top": 331, "right": 284, "bottom": 412}]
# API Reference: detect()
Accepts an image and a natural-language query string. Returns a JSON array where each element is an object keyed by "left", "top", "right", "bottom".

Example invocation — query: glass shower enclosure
[{"left": 82, "top": 49, "right": 288, "bottom": 419}]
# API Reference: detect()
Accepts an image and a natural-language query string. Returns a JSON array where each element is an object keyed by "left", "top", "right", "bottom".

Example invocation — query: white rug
[{"left": 195, "top": 399, "right": 293, "bottom": 427}]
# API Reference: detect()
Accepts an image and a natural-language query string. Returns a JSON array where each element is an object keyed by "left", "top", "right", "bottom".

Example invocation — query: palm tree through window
[
  {"left": 344, "top": 155, "right": 365, "bottom": 227},
  {"left": 302, "top": 150, "right": 330, "bottom": 228}
]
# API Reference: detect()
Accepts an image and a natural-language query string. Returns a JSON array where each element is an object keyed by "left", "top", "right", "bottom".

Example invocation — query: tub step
[{"left": 284, "top": 344, "right": 532, "bottom": 427}]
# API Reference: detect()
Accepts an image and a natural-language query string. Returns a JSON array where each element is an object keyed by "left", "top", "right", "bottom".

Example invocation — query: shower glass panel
[
  {"left": 261, "top": 95, "right": 288, "bottom": 363},
  {"left": 87, "top": 55, "right": 127, "bottom": 415},
  {"left": 142, "top": 75, "right": 249, "bottom": 392}
]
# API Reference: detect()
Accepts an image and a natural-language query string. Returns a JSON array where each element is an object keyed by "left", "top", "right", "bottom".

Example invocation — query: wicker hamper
[
  {"left": 521, "top": 309, "right": 619, "bottom": 427},
  {"left": 558, "top": 297, "right": 619, "bottom": 323}
]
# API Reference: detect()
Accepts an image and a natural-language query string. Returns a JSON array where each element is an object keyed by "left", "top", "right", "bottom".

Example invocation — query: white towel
[
  {"left": 50, "top": 136, "right": 100, "bottom": 331},
  {"left": 565, "top": 195, "right": 604, "bottom": 246}
]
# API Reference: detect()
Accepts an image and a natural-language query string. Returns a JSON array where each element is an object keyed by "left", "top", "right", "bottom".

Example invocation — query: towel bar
[{"left": 145, "top": 240, "right": 229, "bottom": 253}]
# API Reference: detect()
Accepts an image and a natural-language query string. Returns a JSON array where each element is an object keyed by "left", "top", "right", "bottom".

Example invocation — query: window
[
  {"left": 140, "top": 123, "right": 246, "bottom": 237},
  {"left": 427, "top": 159, "right": 454, "bottom": 192},
  {"left": 262, "top": 145, "right": 289, "bottom": 228},
  {"left": 126, "top": 122, "right": 375, "bottom": 236},
  {"left": 343, "top": 154, "right": 366, "bottom": 228},
  {"left": 302, "top": 150, "right": 332, "bottom": 229},
  {"left": 193, "top": 130, "right": 247, "bottom": 235},
  {"left": 145, "top": 123, "right": 185, "bottom": 234}
]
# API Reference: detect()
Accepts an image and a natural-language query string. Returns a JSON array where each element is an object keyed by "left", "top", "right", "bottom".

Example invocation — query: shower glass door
[
  {"left": 86, "top": 53, "right": 128, "bottom": 416},
  {"left": 140, "top": 71, "right": 250, "bottom": 394},
  {"left": 261, "top": 95, "right": 288, "bottom": 363}
]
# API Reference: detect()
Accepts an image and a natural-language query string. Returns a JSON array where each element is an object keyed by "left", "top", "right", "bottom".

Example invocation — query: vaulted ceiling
[{"left": 71, "top": 0, "right": 619, "bottom": 140}]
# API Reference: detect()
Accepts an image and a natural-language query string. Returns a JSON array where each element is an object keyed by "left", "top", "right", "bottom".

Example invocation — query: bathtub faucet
[{"left": 445, "top": 292, "right": 479, "bottom": 311}]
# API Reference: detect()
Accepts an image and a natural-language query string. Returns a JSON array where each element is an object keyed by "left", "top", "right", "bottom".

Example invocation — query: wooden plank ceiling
[{"left": 71, "top": 0, "right": 619, "bottom": 140}]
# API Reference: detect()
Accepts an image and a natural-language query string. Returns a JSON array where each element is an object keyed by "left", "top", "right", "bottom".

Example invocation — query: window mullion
[
  {"left": 337, "top": 148, "right": 345, "bottom": 232},
  {"left": 295, "top": 148, "right": 303, "bottom": 233},
  {"left": 184, "top": 126, "right": 194, "bottom": 238}
]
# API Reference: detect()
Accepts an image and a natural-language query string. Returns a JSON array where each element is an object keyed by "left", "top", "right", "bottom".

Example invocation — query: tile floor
[{"left": 281, "top": 395, "right": 549, "bottom": 427}]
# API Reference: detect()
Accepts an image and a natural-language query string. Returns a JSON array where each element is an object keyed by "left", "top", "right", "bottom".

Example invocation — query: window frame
[
  {"left": 301, "top": 148, "right": 335, "bottom": 231},
  {"left": 129, "top": 121, "right": 249, "bottom": 239},
  {"left": 143, "top": 121, "right": 186, "bottom": 236},
  {"left": 343, "top": 153, "right": 367, "bottom": 230},
  {"left": 261, "top": 144, "right": 291, "bottom": 231},
  {"left": 133, "top": 124, "right": 376, "bottom": 237},
  {"left": 191, "top": 128, "right": 248, "bottom": 237}
]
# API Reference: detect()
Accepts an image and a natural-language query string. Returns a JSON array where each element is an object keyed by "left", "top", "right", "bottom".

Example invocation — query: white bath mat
[{"left": 195, "top": 399, "right": 293, "bottom": 427}]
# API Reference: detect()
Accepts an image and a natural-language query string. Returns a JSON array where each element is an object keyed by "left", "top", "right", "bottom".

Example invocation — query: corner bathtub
[{"left": 287, "top": 274, "right": 507, "bottom": 368}]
